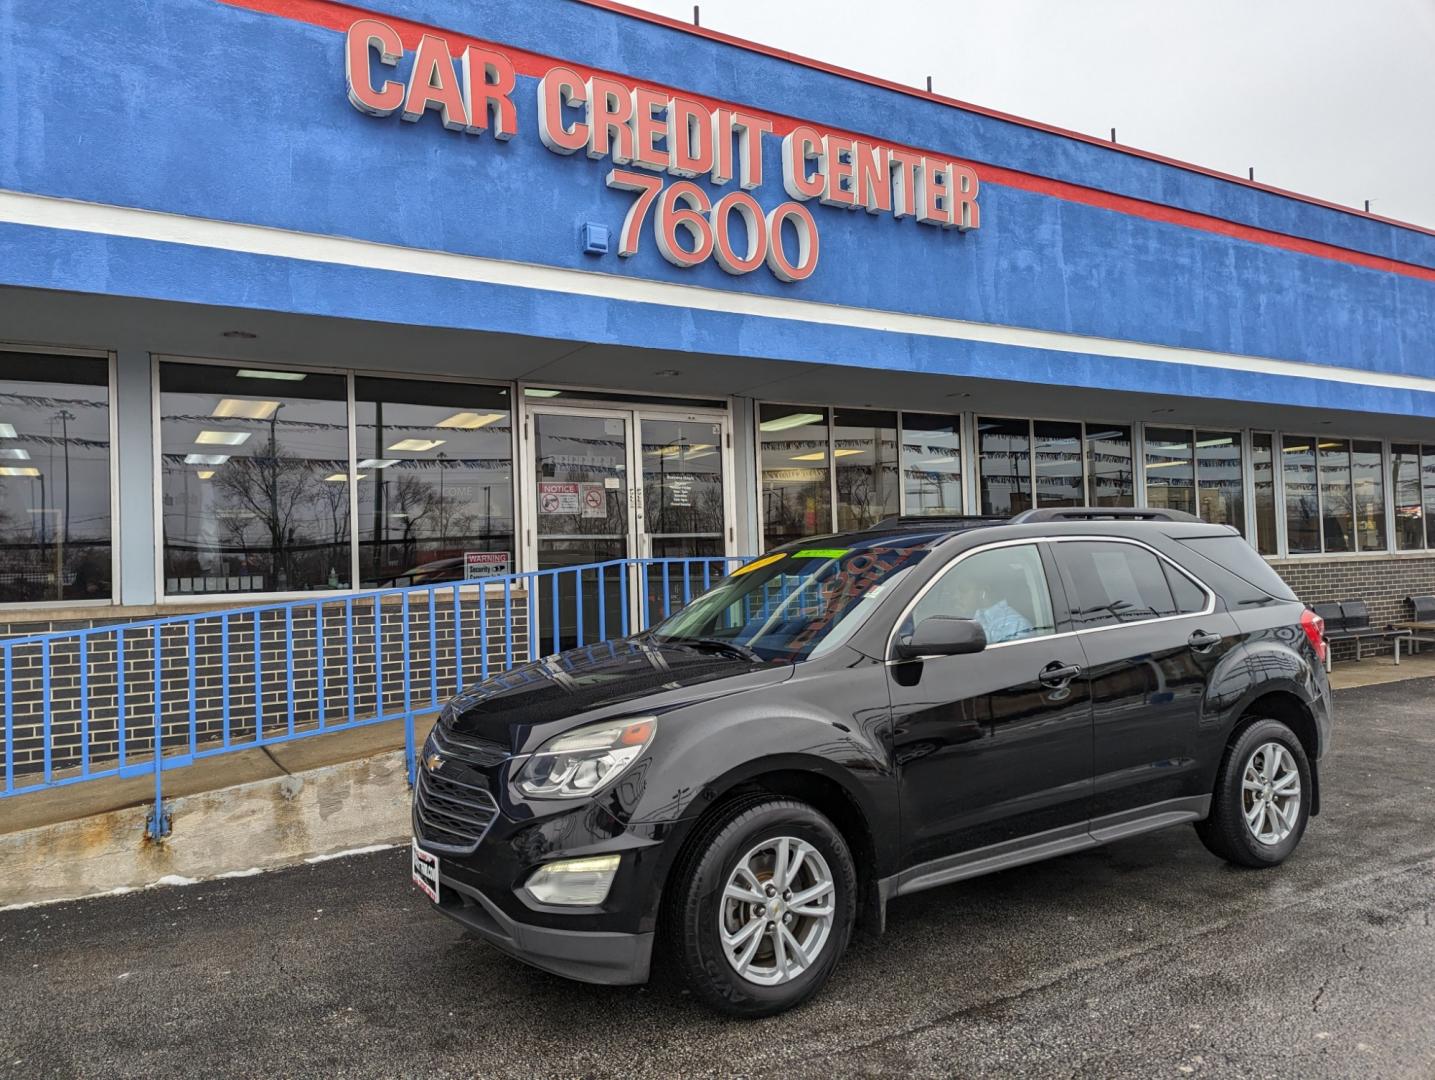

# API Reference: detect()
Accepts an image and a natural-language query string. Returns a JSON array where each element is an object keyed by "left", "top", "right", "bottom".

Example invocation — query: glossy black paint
[{"left": 413, "top": 519, "right": 1333, "bottom": 986}]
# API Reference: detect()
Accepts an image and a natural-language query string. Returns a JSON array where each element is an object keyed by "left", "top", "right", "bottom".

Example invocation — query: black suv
[{"left": 410, "top": 509, "right": 1332, "bottom": 1016}]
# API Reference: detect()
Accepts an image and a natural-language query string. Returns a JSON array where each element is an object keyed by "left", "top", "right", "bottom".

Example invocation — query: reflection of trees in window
[{"left": 0, "top": 357, "right": 112, "bottom": 603}]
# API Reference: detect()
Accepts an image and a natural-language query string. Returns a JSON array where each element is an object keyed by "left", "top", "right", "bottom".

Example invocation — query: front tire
[
  {"left": 1195, "top": 717, "right": 1312, "bottom": 868},
  {"left": 667, "top": 798, "right": 856, "bottom": 1017}
]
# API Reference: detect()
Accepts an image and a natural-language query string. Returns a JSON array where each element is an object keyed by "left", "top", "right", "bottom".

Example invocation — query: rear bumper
[{"left": 432, "top": 871, "right": 654, "bottom": 986}]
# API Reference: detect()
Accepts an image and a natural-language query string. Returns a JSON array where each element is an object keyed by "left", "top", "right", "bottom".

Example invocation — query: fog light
[{"left": 524, "top": 854, "right": 621, "bottom": 906}]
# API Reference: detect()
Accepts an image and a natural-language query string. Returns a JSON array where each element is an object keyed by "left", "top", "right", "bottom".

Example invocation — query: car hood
[{"left": 442, "top": 637, "right": 793, "bottom": 750}]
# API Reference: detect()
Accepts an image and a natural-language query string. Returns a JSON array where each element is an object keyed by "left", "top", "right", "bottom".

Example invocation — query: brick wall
[
  {"left": 1, "top": 589, "right": 530, "bottom": 782},
  {"left": 1270, "top": 554, "right": 1435, "bottom": 659}
]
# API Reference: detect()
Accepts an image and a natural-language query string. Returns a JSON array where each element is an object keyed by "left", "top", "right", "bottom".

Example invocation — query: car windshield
[{"left": 650, "top": 541, "right": 932, "bottom": 662}]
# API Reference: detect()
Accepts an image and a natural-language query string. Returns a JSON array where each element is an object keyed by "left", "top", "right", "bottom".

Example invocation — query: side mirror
[{"left": 894, "top": 617, "right": 988, "bottom": 661}]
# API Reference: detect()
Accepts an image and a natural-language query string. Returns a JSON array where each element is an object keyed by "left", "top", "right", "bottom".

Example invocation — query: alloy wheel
[
  {"left": 719, "top": 836, "right": 836, "bottom": 986},
  {"left": 1241, "top": 741, "right": 1301, "bottom": 845}
]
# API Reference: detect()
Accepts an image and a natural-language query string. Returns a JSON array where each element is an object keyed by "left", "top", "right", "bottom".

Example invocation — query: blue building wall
[{"left": 3, "top": 0, "right": 1433, "bottom": 413}]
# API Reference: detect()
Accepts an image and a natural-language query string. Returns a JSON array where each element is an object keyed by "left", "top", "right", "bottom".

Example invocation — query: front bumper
[{"left": 432, "top": 870, "right": 654, "bottom": 985}]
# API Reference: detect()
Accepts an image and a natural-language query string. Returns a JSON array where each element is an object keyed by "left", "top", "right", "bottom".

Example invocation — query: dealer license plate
[{"left": 411, "top": 839, "right": 440, "bottom": 903}]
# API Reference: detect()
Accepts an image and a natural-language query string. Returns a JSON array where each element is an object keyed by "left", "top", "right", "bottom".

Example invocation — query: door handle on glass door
[{"left": 1039, "top": 662, "right": 1081, "bottom": 687}]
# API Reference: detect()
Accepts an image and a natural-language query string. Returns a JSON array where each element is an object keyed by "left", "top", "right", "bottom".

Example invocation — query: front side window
[
  {"left": 651, "top": 542, "right": 930, "bottom": 661},
  {"left": 160, "top": 362, "right": 350, "bottom": 595},
  {"left": 354, "top": 378, "right": 514, "bottom": 588},
  {"left": 0, "top": 353, "right": 112, "bottom": 603},
  {"left": 906, "top": 543, "right": 1056, "bottom": 645},
  {"left": 1055, "top": 540, "right": 1179, "bottom": 629},
  {"left": 760, "top": 404, "right": 830, "bottom": 548}
]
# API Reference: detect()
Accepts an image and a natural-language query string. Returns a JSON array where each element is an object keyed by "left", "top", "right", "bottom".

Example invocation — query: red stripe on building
[{"left": 219, "top": 0, "right": 1435, "bottom": 285}]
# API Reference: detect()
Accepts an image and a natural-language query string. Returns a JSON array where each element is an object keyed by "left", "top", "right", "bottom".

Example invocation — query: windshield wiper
[{"left": 678, "top": 637, "right": 766, "bottom": 663}]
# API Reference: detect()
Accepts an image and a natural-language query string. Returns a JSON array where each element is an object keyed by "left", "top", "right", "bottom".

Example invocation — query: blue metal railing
[{"left": 0, "top": 556, "right": 746, "bottom": 836}]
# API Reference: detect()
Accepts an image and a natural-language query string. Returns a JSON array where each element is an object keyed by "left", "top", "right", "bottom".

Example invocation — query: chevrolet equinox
[{"left": 410, "top": 508, "right": 1332, "bottom": 1016}]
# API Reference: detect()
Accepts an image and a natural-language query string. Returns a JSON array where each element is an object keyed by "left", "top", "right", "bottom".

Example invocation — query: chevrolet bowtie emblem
[{"left": 424, "top": 753, "right": 445, "bottom": 772}]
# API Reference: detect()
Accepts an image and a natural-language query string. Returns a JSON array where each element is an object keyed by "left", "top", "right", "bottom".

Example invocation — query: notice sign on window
[
  {"left": 538, "top": 482, "right": 580, "bottom": 514},
  {"left": 464, "top": 551, "right": 511, "bottom": 578}
]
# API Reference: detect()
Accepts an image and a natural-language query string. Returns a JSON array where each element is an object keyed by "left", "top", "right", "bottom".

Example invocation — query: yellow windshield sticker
[
  {"left": 731, "top": 553, "right": 787, "bottom": 576},
  {"left": 793, "top": 548, "right": 849, "bottom": 559}
]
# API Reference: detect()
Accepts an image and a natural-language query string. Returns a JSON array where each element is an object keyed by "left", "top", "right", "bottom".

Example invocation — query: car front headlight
[{"left": 515, "top": 716, "right": 657, "bottom": 799}]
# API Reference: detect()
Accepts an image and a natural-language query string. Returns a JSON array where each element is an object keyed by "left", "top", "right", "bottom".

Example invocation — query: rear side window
[
  {"left": 1055, "top": 541, "right": 1179, "bottom": 628},
  {"left": 1175, "top": 535, "right": 1299, "bottom": 603}
]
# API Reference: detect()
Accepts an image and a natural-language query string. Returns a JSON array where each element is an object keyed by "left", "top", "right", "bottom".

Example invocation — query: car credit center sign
[{"left": 344, "top": 19, "right": 981, "bottom": 284}]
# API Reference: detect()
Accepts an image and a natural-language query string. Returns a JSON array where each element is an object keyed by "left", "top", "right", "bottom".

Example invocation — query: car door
[
  {"left": 888, "top": 541, "right": 1095, "bottom": 872},
  {"left": 1049, "top": 538, "right": 1239, "bottom": 827}
]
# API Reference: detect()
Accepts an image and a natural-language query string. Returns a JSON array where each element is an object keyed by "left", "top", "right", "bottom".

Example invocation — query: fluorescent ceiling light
[
  {"left": 523, "top": 389, "right": 562, "bottom": 398},
  {"left": 356, "top": 458, "right": 399, "bottom": 470},
  {"left": 914, "top": 457, "right": 960, "bottom": 467},
  {"left": 1195, "top": 437, "right": 1234, "bottom": 448},
  {"left": 760, "top": 412, "right": 823, "bottom": 432},
  {"left": 388, "top": 438, "right": 446, "bottom": 452},
  {"left": 212, "top": 398, "right": 280, "bottom": 420},
  {"left": 648, "top": 443, "right": 715, "bottom": 458},
  {"left": 196, "top": 470, "right": 215, "bottom": 480},
  {"left": 435, "top": 411, "right": 505, "bottom": 430},
  {"left": 236, "top": 369, "right": 306, "bottom": 381},
  {"left": 833, "top": 448, "right": 863, "bottom": 458},
  {"left": 195, "top": 430, "right": 251, "bottom": 446},
  {"left": 324, "top": 473, "right": 364, "bottom": 482},
  {"left": 184, "top": 453, "right": 230, "bottom": 466},
  {"left": 791, "top": 452, "right": 826, "bottom": 462},
  {"left": 0, "top": 424, "right": 16, "bottom": 438},
  {"left": 1145, "top": 460, "right": 1189, "bottom": 470},
  {"left": 0, "top": 448, "right": 31, "bottom": 460},
  {"left": 0, "top": 466, "right": 40, "bottom": 477}
]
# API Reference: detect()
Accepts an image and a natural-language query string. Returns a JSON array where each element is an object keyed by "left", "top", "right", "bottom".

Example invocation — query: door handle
[
  {"left": 1188, "top": 629, "right": 1223, "bottom": 653},
  {"left": 1039, "top": 661, "right": 1082, "bottom": 687}
]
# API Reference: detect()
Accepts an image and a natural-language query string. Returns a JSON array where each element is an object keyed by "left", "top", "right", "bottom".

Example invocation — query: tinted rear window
[{"left": 1174, "top": 535, "right": 1298, "bottom": 603}]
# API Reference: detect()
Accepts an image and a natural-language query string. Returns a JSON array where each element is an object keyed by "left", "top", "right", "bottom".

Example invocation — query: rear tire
[
  {"left": 1195, "top": 717, "right": 1312, "bottom": 868},
  {"left": 666, "top": 797, "right": 856, "bottom": 1017}
]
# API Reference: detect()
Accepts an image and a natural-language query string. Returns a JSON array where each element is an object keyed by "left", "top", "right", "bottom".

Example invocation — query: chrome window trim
[{"left": 884, "top": 533, "right": 1217, "bottom": 662}]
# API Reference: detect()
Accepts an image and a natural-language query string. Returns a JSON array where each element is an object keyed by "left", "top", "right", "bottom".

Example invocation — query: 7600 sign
[{"left": 607, "top": 169, "right": 819, "bottom": 282}]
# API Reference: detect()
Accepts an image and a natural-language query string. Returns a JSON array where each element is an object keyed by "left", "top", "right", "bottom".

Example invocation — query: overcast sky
[{"left": 619, "top": 0, "right": 1435, "bottom": 230}]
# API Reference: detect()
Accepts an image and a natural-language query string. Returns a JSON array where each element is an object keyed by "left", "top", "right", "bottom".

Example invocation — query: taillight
[{"left": 1301, "top": 608, "right": 1327, "bottom": 664}]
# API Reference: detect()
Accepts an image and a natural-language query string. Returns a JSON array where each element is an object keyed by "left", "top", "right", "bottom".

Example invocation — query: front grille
[
  {"left": 428, "top": 723, "right": 510, "bottom": 768},
  {"left": 414, "top": 769, "right": 500, "bottom": 852}
]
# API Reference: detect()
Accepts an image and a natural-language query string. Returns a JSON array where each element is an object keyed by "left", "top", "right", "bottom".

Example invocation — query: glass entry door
[{"left": 527, "top": 405, "right": 731, "bottom": 651}]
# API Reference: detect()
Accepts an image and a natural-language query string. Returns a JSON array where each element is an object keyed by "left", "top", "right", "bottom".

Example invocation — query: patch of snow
[{"left": 304, "top": 843, "right": 397, "bottom": 864}]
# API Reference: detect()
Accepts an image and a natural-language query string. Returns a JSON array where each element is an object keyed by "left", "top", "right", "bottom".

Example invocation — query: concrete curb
[{"left": 0, "top": 750, "right": 412, "bottom": 908}]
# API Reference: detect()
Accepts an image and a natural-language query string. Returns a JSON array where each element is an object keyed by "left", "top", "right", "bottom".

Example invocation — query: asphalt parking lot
[{"left": 2, "top": 677, "right": 1434, "bottom": 1079}]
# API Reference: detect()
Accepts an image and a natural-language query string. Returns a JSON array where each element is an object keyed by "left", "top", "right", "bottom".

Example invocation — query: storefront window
[
  {"left": 1318, "top": 439, "right": 1353, "bottom": 553},
  {"left": 1391, "top": 443, "right": 1423, "bottom": 550},
  {"left": 1196, "top": 431, "right": 1244, "bottom": 534},
  {"left": 901, "top": 413, "right": 962, "bottom": 516},
  {"left": 1033, "top": 421, "right": 1083, "bottom": 507},
  {"left": 0, "top": 354, "right": 112, "bottom": 603},
  {"left": 354, "top": 378, "right": 514, "bottom": 587},
  {"left": 1350, "top": 440, "right": 1386, "bottom": 552},
  {"left": 978, "top": 417, "right": 1031, "bottom": 516},
  {"left": 1282, "top": 436, "right": 1320, "bottom": 554},
  {"left": 1085, "top": 424, "right": 1134, "bottom": 507},
  {"left": 760, "top": 404, "right": 830, "bottom": 547},
  {"left": 1144, "top": 427, "right": 1196, "bottom": 517},
  {"left": 833, "top": 408, "right": 898, "bottom": 530},
  {"left": 1251, "top": 433, "right": 1278, "bottom": 555},
  {"left": 160, "top": 362, "right": 350, "bottom": 595}
]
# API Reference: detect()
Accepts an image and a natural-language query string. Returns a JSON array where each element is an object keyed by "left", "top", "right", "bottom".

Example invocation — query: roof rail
[
  {"left": 1008, "top": 507, "right": 1200, "bottom": 524},
  {"left": 867, "top": 514, "right": 1008, "bottom": 530}
]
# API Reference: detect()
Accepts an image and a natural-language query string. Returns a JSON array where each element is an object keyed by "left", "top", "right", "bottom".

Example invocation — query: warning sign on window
[{"left": 538, "top": 482, "right": 580, "bottom": 514}]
